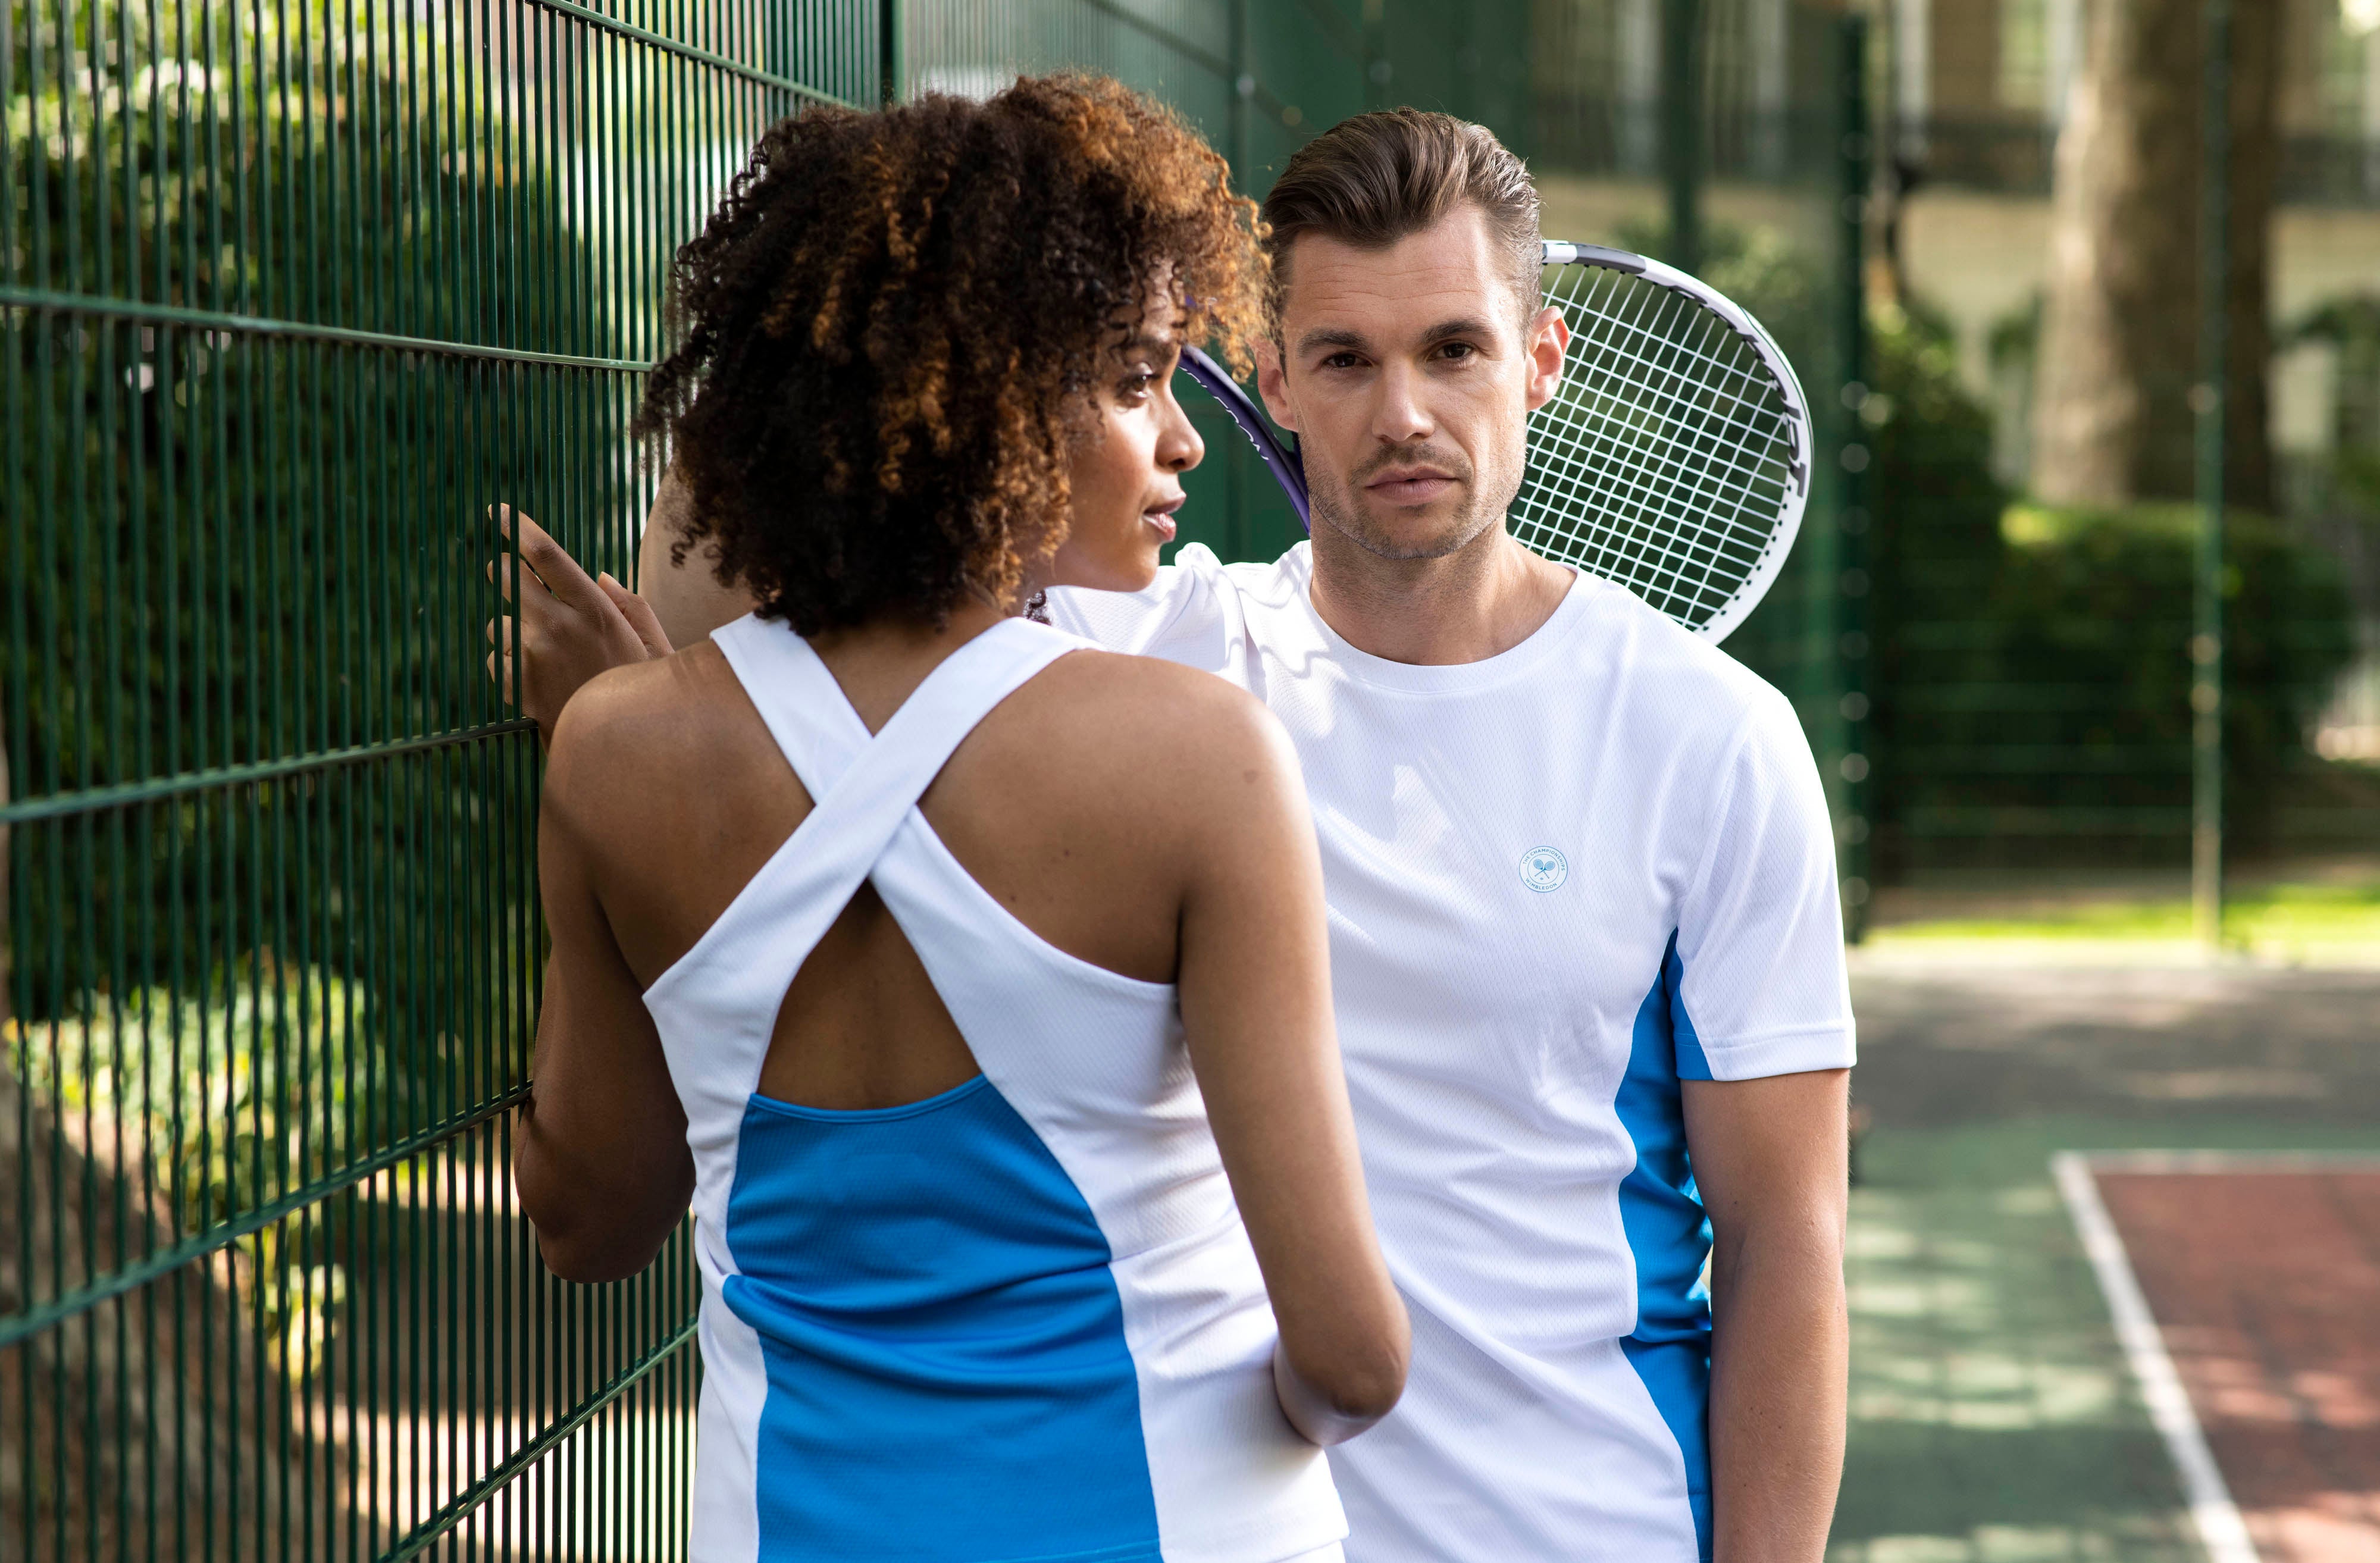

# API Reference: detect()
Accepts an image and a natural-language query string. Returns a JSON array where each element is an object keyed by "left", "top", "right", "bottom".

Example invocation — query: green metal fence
[{"left": 0, "top": 1, "right": 1549, "bottom": 1556}]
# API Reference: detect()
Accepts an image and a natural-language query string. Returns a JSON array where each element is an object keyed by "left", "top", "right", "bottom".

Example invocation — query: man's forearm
[{"left": 1706, "top": 1216, "right": 1848, "bottom": 1563}]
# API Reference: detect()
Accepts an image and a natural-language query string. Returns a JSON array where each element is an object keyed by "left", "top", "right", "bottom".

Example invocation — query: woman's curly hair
[{"left": 633, "top": 74, "right": 1267, "bottom": 634}]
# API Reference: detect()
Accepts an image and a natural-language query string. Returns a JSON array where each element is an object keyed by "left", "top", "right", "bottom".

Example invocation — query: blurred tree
[{"left": 2030, "top": 0, "right": 2279, "bottom": 511}]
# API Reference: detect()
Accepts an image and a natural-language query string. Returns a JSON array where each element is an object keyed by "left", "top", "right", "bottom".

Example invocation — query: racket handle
[{"left": 1179, "top": 346, "right": 1309, "bottom": 531}]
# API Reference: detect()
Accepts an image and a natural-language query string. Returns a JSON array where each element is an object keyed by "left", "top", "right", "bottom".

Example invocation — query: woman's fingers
[
  {"left": 481, "top": 507, "right": 662, "bottom": 748},
  {"left": 498, "top": 505, "right": 608, "bottom": 615},
  {"left": 597, "top": 574, "right": 675, "bottom": 659}
]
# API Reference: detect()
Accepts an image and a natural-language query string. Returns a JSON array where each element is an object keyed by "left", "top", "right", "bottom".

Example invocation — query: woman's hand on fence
[{"left": 487, "top": 506, "right": 674, "bottom": 747}]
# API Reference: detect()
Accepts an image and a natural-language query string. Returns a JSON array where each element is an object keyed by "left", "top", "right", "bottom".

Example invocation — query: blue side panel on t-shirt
[
  {"left": 1615, "top": 933, "right": 1716, "bottom": 1561},
  {"left": 721, "top": 1077, "right": 1163, "bottom": 1562}
]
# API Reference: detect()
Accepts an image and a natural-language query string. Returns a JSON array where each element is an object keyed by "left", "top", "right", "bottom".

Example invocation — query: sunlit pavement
[{"left": 1829, "top": 953, "right": 2380, "bottom": 1562}]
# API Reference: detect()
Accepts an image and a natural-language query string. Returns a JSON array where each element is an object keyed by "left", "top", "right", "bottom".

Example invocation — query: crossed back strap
[{"left": 707, "top": 613, "right": 1081, "bottom": 982}]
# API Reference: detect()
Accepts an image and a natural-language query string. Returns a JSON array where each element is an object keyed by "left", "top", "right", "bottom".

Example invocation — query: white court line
[{"left": 2050, "top": 1151, "right": 2263, "bottom": 1563}]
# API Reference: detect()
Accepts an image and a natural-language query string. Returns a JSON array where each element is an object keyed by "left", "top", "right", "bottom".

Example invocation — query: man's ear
[
  {"left": 1523, "top": 304, "right": 1569, "bottom": 414},
  {"left": 1254, "top": 338, "right": 1300, "bottom": 434}
]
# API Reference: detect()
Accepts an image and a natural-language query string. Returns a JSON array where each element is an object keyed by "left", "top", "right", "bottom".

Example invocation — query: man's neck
[{"left": 1304, "top": 519, "right": 1574, "bottom": 666}]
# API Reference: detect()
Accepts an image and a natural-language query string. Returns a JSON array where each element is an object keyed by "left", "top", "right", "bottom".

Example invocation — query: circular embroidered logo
[{"left": 1518, "top": 845, "right": 1569, "bottom": 894}]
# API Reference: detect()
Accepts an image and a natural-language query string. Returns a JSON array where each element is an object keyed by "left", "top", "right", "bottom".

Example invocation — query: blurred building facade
[{"left": 1876, "top": 0, "right": 2380, "bottom": 781}]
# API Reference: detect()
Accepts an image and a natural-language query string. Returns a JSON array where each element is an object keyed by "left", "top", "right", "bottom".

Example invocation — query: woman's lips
[{"left": 1142, "top": 509, "right": 1179, "bottom": 541}]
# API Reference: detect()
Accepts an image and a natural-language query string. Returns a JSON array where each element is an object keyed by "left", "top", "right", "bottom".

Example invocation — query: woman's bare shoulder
[
  {"left": 1007, "top": 647, "right": 1303, "bottom": 815},
  {"left": 544, "top": 644, "right": 781, "bottom": 824}
]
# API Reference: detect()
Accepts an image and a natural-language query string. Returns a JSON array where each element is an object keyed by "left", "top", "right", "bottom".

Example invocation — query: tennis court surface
[
  {"left": 1833, "top": 942, "right": 2380, "bottom": 1563},
  {"left": 2091, "top": 1161, "right": 2380, "bottom": 1563}
]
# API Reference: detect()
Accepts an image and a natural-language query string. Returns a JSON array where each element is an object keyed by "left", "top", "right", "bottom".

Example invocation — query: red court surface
[{"left": 2097, "top": 1168, "right": 2380, "bottom": 1563}]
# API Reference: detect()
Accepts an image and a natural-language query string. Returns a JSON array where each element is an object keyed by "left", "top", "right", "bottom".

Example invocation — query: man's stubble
[{"left": 1305, "top": 437, "right": 1527, "bottom": 564}]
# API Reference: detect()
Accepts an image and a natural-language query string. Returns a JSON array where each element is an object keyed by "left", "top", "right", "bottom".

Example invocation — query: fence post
[
  {"left": 2193, "top": 0, "right": 2229, "bottom": 950},
  {"left": 1838, "top": 11, "right": 1874, "bottom": 942},
  {"left": 880, "top": 0, "right": 904, "bottom": 104},
  {"left": 1362, "top": 0, "right": 1389, "bottom": 112},
  {"left": 1662, "top": 0, "right": 1704, "bottom": 276}
]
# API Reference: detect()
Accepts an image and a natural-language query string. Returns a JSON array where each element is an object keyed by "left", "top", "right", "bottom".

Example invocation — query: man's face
[{"left": 1256, "top": 204, "right": 1567, "bottom": 562}]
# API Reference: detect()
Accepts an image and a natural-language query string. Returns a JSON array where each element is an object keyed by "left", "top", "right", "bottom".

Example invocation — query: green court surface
[
  {"left": 1831, "top": 1116, "right": 2380, "bottom": 1561},
  {"left": 1831, "top": 922, "right": 2380, "bottom": 1560}
]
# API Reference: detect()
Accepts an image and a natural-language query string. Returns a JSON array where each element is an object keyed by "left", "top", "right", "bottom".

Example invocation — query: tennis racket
[{"left": 1178, "top": 240, "right": 1812, "bottom": 644}]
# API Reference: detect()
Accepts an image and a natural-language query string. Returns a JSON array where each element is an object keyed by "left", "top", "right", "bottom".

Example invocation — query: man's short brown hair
[{"left": 1258, "top": 108, "right": 1541, "bottom": 326}]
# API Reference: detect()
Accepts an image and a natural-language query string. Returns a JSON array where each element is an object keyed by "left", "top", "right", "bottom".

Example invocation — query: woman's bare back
[{"left": 562, "top": 614, "right": 1269, "bottom": 1112}]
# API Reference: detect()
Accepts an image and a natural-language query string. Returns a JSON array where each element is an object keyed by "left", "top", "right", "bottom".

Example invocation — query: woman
[{"left": 511, "top": 76, "right": 1407, "bottom": 1562}]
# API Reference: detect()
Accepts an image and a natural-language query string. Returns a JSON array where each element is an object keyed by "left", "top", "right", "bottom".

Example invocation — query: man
[{"left": 495, "top": 109, "right": 1850, "bottom": 1563}]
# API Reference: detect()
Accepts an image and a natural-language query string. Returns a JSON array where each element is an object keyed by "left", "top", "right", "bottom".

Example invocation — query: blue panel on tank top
[
  {"left": 722, "top": 1075, "right": 1161, "bottom": 1562},
  {"left": 1615, "top": 933, "right": 1715, "bottom": 1561}
]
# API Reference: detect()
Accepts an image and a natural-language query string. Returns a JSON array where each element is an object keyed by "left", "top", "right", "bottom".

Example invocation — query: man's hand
[{"left": 486, "top": 506, "right": 672, "bottom": 746}]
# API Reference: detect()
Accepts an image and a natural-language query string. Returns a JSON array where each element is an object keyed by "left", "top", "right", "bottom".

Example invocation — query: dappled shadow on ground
[
  {"left": 1829, "top": 959, "right": 2380, "bottom": 1562},
  {"left": 1828, "top": 1168, "right": 2199, "bottom": 1561}
]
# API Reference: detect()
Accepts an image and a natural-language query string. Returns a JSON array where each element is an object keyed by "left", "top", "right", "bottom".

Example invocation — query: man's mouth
[{"left": 1363, "top": 469, "right": 1459, "bottom": 506}]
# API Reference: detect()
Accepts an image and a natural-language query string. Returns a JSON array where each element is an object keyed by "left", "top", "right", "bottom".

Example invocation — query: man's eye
[
  {"left": 1321, "top": 352, "right": 1362, "bottom": 371},
  {"left": 1437, "top": 342, "right": 1477, "bottom": 362}
]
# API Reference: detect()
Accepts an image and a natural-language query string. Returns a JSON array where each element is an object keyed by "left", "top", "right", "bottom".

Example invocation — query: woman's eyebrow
[{"left": 1114, "top": 330, "right": 1176, "bottom": 357}]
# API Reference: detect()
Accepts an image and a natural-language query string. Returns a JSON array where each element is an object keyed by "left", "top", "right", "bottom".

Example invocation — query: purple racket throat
[{"left": 1178, "top": 346, "right": 1309, "bottom": 530}]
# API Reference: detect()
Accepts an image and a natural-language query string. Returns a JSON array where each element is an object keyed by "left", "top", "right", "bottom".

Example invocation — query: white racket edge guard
[{"left": 1537, "top": 239, "right": 1815, "bottom": 644}]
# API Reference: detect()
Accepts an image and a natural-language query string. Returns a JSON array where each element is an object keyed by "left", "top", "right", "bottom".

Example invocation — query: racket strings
[
  {"left": 1545, "top": 271, "right": 1792, "bottom": 509},
  {"left": 1514, "top": 263, "right": 1799, "bottom": 626},
  {"left": 1545, "top": 275, "right": 1784, "bottom": 482},
  {"left": 1562, "top": 274, "right": 1783, "bottom": 434}
]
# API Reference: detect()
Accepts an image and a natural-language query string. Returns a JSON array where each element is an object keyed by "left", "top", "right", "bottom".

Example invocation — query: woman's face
[{"left": 1045, "top": 296, "right": 1205, "bottom": 593}]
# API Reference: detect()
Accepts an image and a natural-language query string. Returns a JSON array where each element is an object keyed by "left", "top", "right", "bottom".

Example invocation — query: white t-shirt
[{"left": 1047, "top": 543, "right": 1853, "bottom": 1563}]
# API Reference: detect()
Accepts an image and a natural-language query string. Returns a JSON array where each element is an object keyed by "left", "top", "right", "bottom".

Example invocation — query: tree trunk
[{"left": 2030, "top": 0, "right": 2279, "bottom": 511}]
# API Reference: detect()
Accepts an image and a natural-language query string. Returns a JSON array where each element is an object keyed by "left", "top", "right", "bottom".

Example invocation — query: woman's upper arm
[
  {"left": 516, "top": 695, "right": 696, "bottom": 1280},
  {"left": 1169, "top": 694, "right": 1405, "bottom": 1402}
]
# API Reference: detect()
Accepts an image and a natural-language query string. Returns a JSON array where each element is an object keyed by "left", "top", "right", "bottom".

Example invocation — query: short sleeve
[
  {"left": 1041, "top": 543, "right": 1244, "bottom": 679},
  {"left": 1669, "top": 688, "right": 1855, "bottom": 1081}
]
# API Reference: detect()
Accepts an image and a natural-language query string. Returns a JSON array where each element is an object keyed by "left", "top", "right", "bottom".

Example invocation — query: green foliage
[
  {"left": 10, "top": 959, "right": 382, "bottom": 1372},
  {"left": 4, "top": 0, "right": 609, "bottom": 1097},
  {"left": 13, "top": 960, "right": 380, "bottom": 1223},
  {"left": 1862, "top": 305, "right": 2359, "bottom": 867}
]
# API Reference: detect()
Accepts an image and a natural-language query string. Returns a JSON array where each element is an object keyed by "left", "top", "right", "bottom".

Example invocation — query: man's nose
[{"left": 1372, "top": 362, "right": 1433, "bottom": 444}]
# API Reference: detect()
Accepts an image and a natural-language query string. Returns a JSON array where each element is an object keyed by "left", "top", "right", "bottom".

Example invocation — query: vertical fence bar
[
  {"left": 2193, "top": 0, "right": 2229, "bottom": 951},
  {"left": 1662, "top": 0, "right": 1703, "bottom": 277},
  {"left": 1837, "top": 10, "right": 1872, "bottom": 941}
]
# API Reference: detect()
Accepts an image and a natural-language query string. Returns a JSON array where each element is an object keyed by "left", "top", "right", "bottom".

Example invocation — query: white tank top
[{"left": 642, "top": 612, "right": 1346, "bottom": 1563}]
